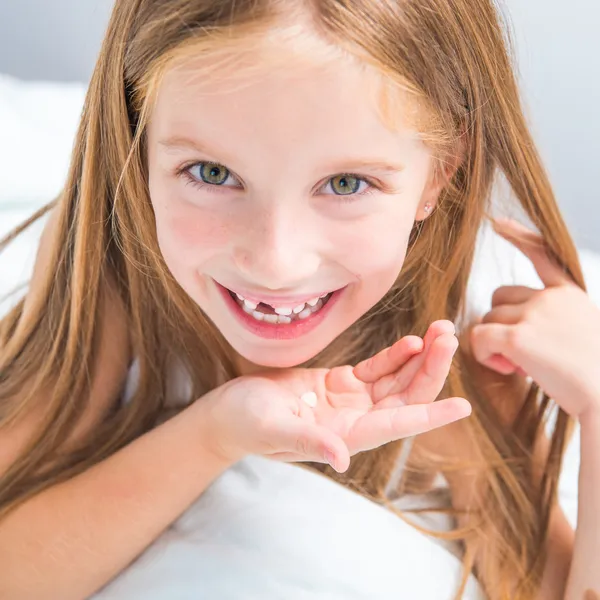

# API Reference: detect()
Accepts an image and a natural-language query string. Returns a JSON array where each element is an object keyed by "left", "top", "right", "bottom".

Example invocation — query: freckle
[{"left": 300, "top": 392, "right": 318, "bottom": 407}]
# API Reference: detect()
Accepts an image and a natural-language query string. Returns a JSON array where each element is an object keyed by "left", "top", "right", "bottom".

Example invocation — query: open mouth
[
  {"left": 214, "top": 279, "right": 345, "bottom": 340},
  {"left": 227, "top": 289, "right": 334, "bottom": 325}
]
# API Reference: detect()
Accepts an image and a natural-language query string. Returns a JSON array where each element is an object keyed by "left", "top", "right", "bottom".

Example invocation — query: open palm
[{"left": 259, "top": 320, "right": 471, "bottom": 466}]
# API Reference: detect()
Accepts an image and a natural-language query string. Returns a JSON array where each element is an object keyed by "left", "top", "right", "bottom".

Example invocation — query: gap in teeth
[{"left": 233, "top": 292, "right": 333, "bottom": 324}]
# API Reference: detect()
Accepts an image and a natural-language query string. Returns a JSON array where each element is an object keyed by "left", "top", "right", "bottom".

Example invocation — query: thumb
[
  {"left": 266, "top": 417, "right": 350, "bottom": 473},
  {"left": 471, "top": 322, "right": 520, "bottom": 369},
  {"left": 483, "top": 353, "right": 522, "bottom": 375}
]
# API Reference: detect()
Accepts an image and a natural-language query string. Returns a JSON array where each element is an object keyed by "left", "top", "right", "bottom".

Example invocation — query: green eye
[
  {"left": 330, "top": 175, "right": 360, "bottom": 195},
  {"left": 200, "top": 162, "right": 229, "bottom": 185}
]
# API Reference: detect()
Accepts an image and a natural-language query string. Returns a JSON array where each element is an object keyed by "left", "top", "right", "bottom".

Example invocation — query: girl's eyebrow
[{"left": 158, "top": 134, "right": 406, "bottom": 175}]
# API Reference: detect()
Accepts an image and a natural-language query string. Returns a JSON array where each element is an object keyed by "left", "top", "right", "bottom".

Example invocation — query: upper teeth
[{"left": 235, "top": 292, "right": 329, "bottom": 314}]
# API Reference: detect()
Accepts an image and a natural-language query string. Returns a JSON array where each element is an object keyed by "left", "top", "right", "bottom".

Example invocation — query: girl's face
[{"left": 146, "top": 56, "right": 443, "bottom": 372}]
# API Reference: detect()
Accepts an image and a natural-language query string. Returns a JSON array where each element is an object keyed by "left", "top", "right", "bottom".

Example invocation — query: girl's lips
[{"left": 214, "top": 280, "right": 345, "bottom": 340}]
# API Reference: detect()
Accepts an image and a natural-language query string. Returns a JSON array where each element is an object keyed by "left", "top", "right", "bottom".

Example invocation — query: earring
[{"left": 423, "top": 203, "right": 433, "bottom": 215}]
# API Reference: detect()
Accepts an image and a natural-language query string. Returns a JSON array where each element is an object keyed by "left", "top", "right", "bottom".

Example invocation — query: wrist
[{"left": 190, "top": 382, "right": 249, "bottom": 467}]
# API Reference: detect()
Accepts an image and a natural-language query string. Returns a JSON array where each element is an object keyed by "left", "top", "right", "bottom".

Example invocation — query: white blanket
[{"left": 92, "top": 455, "right": 486, "bottom": 600}]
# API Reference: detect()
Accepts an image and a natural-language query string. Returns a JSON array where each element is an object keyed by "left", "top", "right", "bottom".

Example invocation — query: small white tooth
[
  {"left": 236, "top": 293, "right": 245, "bottom": 301},
  {"left": 319, "top": 292, "right": 330, "bottom": 299},
  {"left": 274, "top": 307, "right": 293, "bottom": 316},
  {"left": 263, "top": 314, "right": 279, "bottom": 324},
  {"left": 243, "top": 298, "right": 258, "bottom": 310},
  {"left": 298, "top": 307, "right": 312, "bottom": 319},
  {"left": 306, "top": 297, "right": 319, "bottom": 307},
  {"left": 252, "top": 310, "right": 264, "bottom": 321},
  {"left": 292, "top": 303, "right": 306, "bottom": 314},
  {"left": 300, "top": 391, "right": 318, "bottom": 407},
  {"left": 310, "top": 299, "right": 323, "bottom": 312},
  {"left": 242, "top": 303, "right": 254, "bottom": 314},
  {"left": 278, "top": 315, "right": 292, "bottom": 324}
]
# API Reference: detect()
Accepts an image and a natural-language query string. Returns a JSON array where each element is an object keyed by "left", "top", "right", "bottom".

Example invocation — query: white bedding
[
  {"left": 92, "top": 455, "right": 486, "bottom": 600},
  {"left": 1, "top": 73, "right": 597, "bottom": 599},
  {"left": 0, "top": 73, "right": 85, "bottom": 207}
]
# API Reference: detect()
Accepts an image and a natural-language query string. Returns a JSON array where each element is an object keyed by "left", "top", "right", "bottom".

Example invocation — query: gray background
[{"left": 0, "top": 0, "right": 598, "bottom": 251}]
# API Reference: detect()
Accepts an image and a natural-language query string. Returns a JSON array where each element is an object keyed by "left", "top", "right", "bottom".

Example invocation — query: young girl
[{"left": 0, "top": 0, "right": 598, "bottom": 598}]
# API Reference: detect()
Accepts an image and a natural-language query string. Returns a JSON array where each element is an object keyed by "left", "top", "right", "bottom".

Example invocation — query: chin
[{"left": 233, "top": 343, "right": 321, "bottom": 370}]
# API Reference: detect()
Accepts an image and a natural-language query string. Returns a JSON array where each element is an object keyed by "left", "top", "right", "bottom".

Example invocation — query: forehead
[{"left": 148, "top": 49, "right": 421, "bottom": 149}]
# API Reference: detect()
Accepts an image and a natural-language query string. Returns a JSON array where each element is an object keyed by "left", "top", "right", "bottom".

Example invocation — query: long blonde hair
[{"left": 0, "top": 0, "right": 584, "bottom": 597}]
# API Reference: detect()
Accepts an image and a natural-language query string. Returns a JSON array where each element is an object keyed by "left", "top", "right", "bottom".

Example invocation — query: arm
[
  {"left": 564, "top": 408, "right": 600, "bottom": 599},
  {"left": 0, "top": 395, "right": 236, "bottom": 600},
  {"left": 536, "top": 503, "right": 574, "bottom": 599}
]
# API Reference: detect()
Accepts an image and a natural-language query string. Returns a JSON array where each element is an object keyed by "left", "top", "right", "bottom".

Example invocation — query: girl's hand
[
  {"left": 200, "top": 320, "right": 471, "bottom": 473},
  {"left": 470, "top": 218, "right": 600, "bottom": 420}
]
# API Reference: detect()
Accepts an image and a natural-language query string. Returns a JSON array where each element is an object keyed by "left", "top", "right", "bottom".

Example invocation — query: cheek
[
  {"left": 335, "top": 214, "right": 413, "bottom": 275},
  {"left": 153, "top": 200, "right": 231, "bottom": 268}
]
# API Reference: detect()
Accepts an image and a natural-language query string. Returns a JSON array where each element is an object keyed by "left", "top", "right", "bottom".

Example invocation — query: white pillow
[{"left": 0, "top": 73, "right": 86, "bottom": 207}]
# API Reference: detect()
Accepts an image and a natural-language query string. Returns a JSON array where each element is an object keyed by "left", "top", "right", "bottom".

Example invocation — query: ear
[{"left": 415, "top": 135, "right": 466, "bottom": 221}]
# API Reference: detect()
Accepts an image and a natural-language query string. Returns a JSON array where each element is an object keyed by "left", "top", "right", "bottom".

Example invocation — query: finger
[
  {"left": 481, "top": 304, "right": 524, "bottom": 326},
  {"left": 491, "top": 285, "right": 539, "bottom": 308},
  {"left": 470, "top": 322, "right": 528, "bottom": 369},
  {"left": 267, "top": 452, "right": 349, "bottom": 472},
  {"left": 267, "top": 452, "right": 322, "bottom": 464},
  {"left": 482, "top": 354, "right": 528, "bottom": 377},
  {"left": 356, "top": 322, "right": 451, "bottom": 398},
  {"left": 352, "top": 336, "right": 423, "bottom": 383},
  {"left": 388, "top": 323, "right": 455, "bottom": 393},
  {"left": 482, "top": 353, "right": 521, "bottom": 375},
  {"left": 353, "top": 320, "right": 455, "bottom": 384},
  {"left": 347, "top": 397, "right": 472, "bottom": 453},
  {"left": 380, "top": 333, "right": 458, "bottom": 406},
  {"left": 492, "top": 218, "right": 571, "bottom": 288},
  {"left": 263, "top": 418, "right": 350, "bottom": 473}
]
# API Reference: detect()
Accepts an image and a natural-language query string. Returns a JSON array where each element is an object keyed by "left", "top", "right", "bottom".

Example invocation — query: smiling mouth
[{"left": 227, "top": 289, "right": 334, "bottom": 325}]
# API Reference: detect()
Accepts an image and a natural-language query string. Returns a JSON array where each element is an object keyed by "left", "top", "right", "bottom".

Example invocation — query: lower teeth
[{"left": 235, "top": 293, "right": 332, "bottom": 324}]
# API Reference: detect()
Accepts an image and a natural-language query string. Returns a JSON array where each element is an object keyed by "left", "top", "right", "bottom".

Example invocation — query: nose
[{"left": 232, "top": 204, "right": 320, "bottom": 289}]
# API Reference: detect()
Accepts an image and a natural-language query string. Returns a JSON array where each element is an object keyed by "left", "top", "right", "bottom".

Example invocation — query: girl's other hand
[
  {"left": 471, "top": 218, "right": 600, "bottom": 420},
  {"left": 196, "top": 320, "right": 470, "bottom": 473}
]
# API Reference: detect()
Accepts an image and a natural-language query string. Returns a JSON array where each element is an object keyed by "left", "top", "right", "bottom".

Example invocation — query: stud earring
[{"left": 423, "top": 203, "right": 433, "bottom": 215}]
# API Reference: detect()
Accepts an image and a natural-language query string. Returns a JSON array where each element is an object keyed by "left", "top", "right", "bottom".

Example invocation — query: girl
[{"left": 0, "top": 0, "right": 598, "bottom": 598}]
